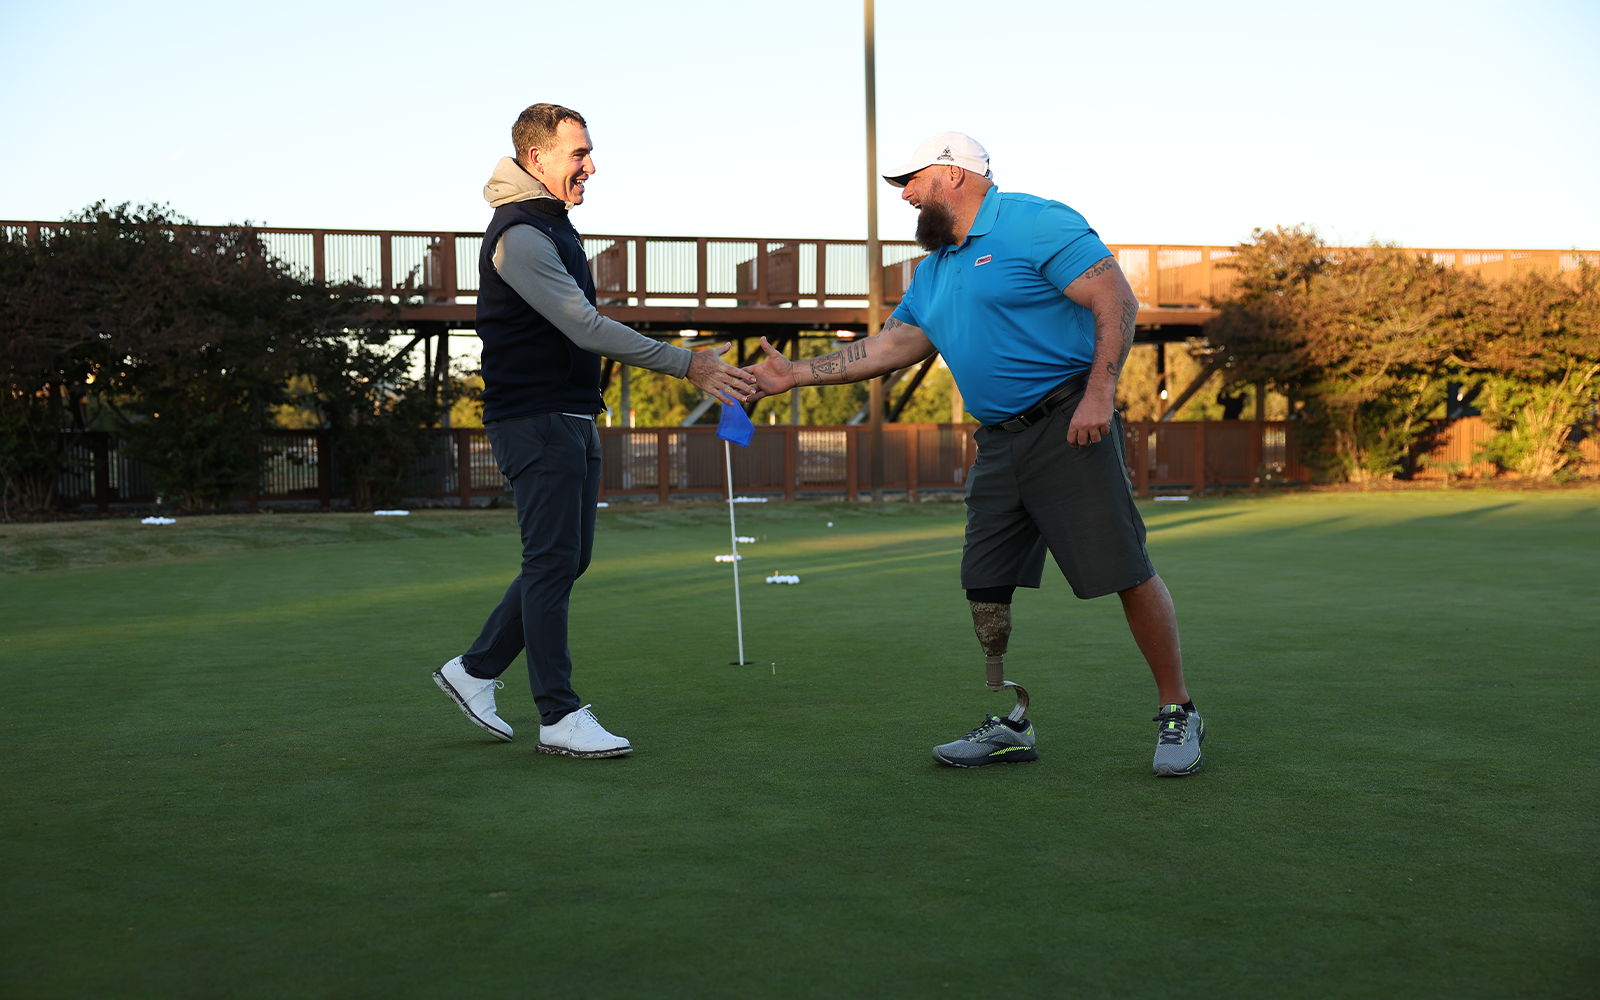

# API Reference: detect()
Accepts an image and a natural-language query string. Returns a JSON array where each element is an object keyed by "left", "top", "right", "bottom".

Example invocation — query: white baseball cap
[{"left": 883, "top": 132, "right": 991, "bottom": 187}]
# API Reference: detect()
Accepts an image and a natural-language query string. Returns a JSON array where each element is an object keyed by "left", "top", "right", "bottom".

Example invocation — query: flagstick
[{"left": 725, "top": 438, "right": 747, "bottom": 665}]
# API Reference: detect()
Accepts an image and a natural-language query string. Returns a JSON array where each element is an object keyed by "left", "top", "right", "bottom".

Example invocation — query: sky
[{"left": 1, "top": 0, "right": 1597, "bottom": 251}]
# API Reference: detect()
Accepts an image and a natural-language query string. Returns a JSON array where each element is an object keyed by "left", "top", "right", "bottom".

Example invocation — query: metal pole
[
  {"left": 437, "top": 328, "right": 451, "bottom": 428},
  {"left": 725, "top": 440, "right": 747, "bottom": 665},
  {"left": 865, "top": 0, "right": 884, "bottom": 502}
]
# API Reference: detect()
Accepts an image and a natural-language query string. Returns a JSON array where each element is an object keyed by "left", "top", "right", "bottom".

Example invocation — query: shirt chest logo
[{"left": 974, "top": 255, "right": 993, "bottom": 267}]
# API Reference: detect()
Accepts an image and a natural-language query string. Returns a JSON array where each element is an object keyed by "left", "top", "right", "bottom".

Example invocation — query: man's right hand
[
  {"left": 741, "top": 336, "right": 796, "bottom": 402},
  {"left": 685, "top": 342, "right": 757, "bottom": 403}
]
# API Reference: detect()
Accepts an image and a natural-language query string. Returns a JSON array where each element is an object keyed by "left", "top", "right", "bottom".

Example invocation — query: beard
[{"left": 914, "top": 196, "right": 959, "bottom": 251}]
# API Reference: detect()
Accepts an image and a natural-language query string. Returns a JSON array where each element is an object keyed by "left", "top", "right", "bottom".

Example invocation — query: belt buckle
[{"left": 998, "top": 410, "right": 1034, "bottom": 433}]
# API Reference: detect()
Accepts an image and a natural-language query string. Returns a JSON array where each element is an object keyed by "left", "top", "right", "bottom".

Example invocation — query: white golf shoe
[
  {"left": 538, "top": 705, "right": 632, "bottom": 758},
  {"left": 432, "top": 656, "right": 513, "bottom": 742}
]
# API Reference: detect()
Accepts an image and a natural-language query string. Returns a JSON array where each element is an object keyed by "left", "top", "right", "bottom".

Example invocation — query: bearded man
[
  {"left": 432, "top": 103, "right": 755, "bottom": 757},
  {"left": 743, "top": 132, "right": 1204, "bottom": 775}
]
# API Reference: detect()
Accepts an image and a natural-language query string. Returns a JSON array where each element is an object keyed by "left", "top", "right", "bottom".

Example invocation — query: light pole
[{"left": 864, "top": 0, "right": 884, "bottom": 502}]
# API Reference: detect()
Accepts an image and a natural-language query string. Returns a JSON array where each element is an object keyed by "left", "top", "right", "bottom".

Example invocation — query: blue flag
[{"left": 716, "top": 400, "right": 755, "bottom": 448}]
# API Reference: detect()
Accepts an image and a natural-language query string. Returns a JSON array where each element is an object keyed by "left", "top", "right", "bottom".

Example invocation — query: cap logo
[
  {"left": 936, "top": 146, "right": 954, "bottom": 161},
  {"left": 975, "top": 255, "right": 993, "bottom": 267}
]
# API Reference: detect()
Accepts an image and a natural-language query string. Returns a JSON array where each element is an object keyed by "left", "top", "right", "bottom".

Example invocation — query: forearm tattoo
[
  {"left": 808, "top": 339, "right": 870, "bottom": 383},
  {"left": 1109, "top": 298, "right": 1138, "bottom": 377},
  {"left": 1077, "top": 257, "right": 1135, "bottom": 379}
]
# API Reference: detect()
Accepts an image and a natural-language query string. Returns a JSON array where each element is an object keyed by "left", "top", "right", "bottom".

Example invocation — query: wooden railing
[
  {"left": 597, "top": 424, "right": 975, "bottom": 502},
  {"left": 52, "top": 420, "right": 1306, "bottom": 510},
  {"left": 56, "top": 429, "right": 505, "bottom": 512},
  {"left": 9, "top": 221, "right": 1590, "bottom": 313},
  {"left": 51, "top": 417, "right": 1600, "bottom": 511}
]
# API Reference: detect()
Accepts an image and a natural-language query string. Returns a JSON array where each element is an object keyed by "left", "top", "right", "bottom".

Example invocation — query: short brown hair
[{"left": 512, "top": 104, "right": 587, "bottom": 168}]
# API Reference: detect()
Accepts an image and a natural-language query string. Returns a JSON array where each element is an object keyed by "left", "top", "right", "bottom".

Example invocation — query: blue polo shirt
[{"left": 890, "top": 187, "right": 1112, "bottom": 425}]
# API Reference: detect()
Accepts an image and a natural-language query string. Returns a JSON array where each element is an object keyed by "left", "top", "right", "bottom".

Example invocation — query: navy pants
[{"left": 461, "top": 413, "right": 599, "bottom": 726}]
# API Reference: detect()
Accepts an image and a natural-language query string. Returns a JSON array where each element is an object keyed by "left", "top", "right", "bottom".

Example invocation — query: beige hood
[{"left": 482, "top": 157, "right": 563, "bottom": 209}]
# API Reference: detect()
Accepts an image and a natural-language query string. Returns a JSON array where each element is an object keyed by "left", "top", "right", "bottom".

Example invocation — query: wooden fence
[
  {"left": 1405, "top": 416, "right": 1600, "bottom": 479},
  {"left": 52, "top": 417, "right": 1597, "bottom": 511},
  {"left": 597, "top": 420, "right": 1313, "bottom": 500},
  {"left": 56, "top": 429, "right": 505, "bottom": 512}
]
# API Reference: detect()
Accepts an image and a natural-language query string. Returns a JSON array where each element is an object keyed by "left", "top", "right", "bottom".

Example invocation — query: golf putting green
[{"left": 2, "top": 490, "right": 1596, "bottom": 997}]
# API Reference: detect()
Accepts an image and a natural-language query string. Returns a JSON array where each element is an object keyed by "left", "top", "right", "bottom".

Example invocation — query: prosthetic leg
[{"left": 969, "top": 598, "right": 1029, "bottom": 723}]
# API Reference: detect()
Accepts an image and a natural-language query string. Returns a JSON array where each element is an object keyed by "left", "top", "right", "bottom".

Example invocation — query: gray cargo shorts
[{"left": 961, "top": 389, "right": 1154, "bottom": 600}]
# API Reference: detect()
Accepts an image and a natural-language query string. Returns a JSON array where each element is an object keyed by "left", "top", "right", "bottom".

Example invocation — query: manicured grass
[{"left": 2, "top": 491, "right": 1597, "bottom": 998}]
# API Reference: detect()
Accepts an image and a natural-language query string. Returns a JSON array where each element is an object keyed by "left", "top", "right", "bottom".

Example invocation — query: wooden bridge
[
  {"left": 7, "top": 219, "right": 1594, "bottom": 424},
  {"left": 12, "top": 219, "right": 1591, "bottom": 343}
]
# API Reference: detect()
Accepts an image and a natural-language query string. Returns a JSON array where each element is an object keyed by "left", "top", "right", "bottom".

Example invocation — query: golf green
[{"left": 2, "top": 490, "right": 1596, "bottom": 998}]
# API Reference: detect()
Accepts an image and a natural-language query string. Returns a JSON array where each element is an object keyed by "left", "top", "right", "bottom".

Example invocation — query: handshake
[{"left": 683, "top": 337, "right": 798, "bottom": 405}]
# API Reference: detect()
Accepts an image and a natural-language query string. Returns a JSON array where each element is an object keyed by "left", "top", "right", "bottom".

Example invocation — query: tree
[
  {"left": 0, "top": 203, "right": 395, "bottom": 512},
  {"left": 0, "top": 210, "right": 129, "bottom": 511},
  {"left": 1461, "top": 263, "right": 1600, "bottom": 479},
  {"left": 1208, "top": 226, "right": 1479, "bottom": 482},
  {"left": 290, "top": 332, "right": 449, "bottom": 509}
]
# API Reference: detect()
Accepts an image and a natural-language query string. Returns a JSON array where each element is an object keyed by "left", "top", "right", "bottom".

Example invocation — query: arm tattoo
[
  {"left": 808, "top": 339, "right": 871, "bottom": 383},
  {"left": 808, "top": 321, "right": 894, "bottom": 383},
  {"left": 810, "top": 354, "right": 845, "bottom": 379},
  {"left": 1080, "top": 256, "right": 1117, "bottom": 281},
  {"left": 1105, "top": 297, "right": 1138, "bottom": 376}
]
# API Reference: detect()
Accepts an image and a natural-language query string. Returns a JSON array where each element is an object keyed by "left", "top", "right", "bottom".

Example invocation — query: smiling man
[
  {"left": 432, "top": 103, "right": 754, "bottom": 758},
  {"left": 743, "top": 132, "right": 1204, "bottom": 776}
]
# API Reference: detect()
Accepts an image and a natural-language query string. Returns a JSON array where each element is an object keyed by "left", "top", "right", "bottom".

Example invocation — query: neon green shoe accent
[{"left": 988, "top": 745, "right": 1033, "bottom": 756}]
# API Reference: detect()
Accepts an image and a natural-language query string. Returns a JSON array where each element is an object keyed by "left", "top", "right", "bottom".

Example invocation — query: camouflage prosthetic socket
[
  {"left": 969, "top": 601, "right": 1012, "bottom": 688},
  {"left": 969, "top": 601, "right": 1028, "bottom": 722}
]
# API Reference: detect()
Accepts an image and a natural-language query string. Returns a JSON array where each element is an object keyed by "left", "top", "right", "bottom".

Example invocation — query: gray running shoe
[
  {"left": 1152, "top": 703, "right": 1204, "bottom": 776},
  {"left": 932, "top": 715, "right": 1038, "bottom": 767}
]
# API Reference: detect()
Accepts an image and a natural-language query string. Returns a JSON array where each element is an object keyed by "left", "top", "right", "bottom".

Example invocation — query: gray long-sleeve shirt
[{"left": 493, "top": 225, "right": 692, "bottom": 379}]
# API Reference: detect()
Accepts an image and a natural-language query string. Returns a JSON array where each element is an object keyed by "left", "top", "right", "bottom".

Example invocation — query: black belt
[{"left": 990, "top": 372, "right": 1088, "bottom": 433}]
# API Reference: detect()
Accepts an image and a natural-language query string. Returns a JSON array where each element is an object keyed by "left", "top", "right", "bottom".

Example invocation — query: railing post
[
  {"left": 845, "top": 427, "right": 859, "bottom": 501},
  {"left": 1147, "top": 247, "right": 1159, "bottom": 306},
  {"left": 1136, "top": 422, "right": 1150, "bottom": 497},
  {"left": 783, "top": 424, "right": 797, "bottom": 501},
  {"left": 317, "top": 430, "right": 332, "bottom": 511},
  {"left": 697, "top": 238, "right": 708, "bottom": 306},
  {"left": 312, "top": 230, "right": 326, "bottom": 284},
  {"left": 1194, "top": 421, "right": 1208, "bottom": 493},
  {"left": 635, "top": 238, "right": 648, "bottom": 304},
  {"left": 248, "top": 442, "right": 260, "bottom": 512},
  {"left": 1249, "top": 420, "right": 1263, "bottom": 492},
  {"left": 457, "top": 428, "right": 472, "bottom": 509},
  {"left": 440, "top": 233, "right": 457, "bottom": 301},
  {"left": 906, "top": 427, "right": 920, "bottom": 502},
  {"left": 92, "top": 431, "right": 111, "bottom": 513},
  {"left": 815, "top": 241, "right": 828, "bottom": 305},
  {"left": 380, "top": 232, "right": 393, "bottom": 295},
  {"left": 657, "top": 428, "right": 670, "bottom": 503},
  {"left": 756, "top": 241, "right": 770, "bottom": 305}
]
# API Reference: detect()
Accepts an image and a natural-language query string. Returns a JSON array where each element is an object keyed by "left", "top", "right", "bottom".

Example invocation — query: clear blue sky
[{"left": 2, "top": 0, "right": 1596, "bottom": 249}]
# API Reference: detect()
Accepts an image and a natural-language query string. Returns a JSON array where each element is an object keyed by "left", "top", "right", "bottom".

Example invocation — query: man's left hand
[{"left": 1068, "top": 391, "right": 1114, "bottom": 447}]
